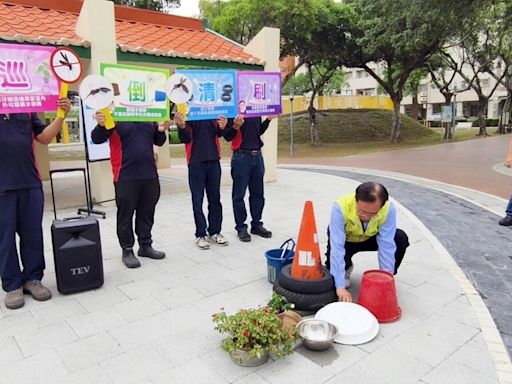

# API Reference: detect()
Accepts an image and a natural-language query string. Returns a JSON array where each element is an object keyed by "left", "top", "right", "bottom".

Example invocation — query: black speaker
[{"left": 51, "top": 217, "right": 104, "bottom": 294}]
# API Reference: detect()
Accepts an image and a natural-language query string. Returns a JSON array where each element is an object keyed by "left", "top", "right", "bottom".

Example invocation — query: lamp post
[{"left": 289, "top": 88, "right": 295, "bottom": 157}]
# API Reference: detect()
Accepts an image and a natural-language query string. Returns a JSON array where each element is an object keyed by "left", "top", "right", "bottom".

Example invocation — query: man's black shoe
[
  {"left": 138, "top": 245, "right": 166, "bottom": 259},
  {"left": 250, "top": 226, "right": 272, "bottom": 238},
  {"left": 122, "top": 248, "right": 141, "bottom": 268},
  {"left": 498, "top": 216, "right": 512, "bottom": 226},
  {"left": 237, "top": 230, "right": 251, "bottom": 242}
]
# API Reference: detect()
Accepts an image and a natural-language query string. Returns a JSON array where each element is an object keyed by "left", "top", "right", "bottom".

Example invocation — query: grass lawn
[{"left": 49, "top": 109, "right": 497, "bottom": 162}]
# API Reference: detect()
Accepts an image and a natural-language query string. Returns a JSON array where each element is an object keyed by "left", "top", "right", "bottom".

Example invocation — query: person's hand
[
  {"left": 267, "top": 114, "right": 280, "bottom": 121},
  {"left": 57, "top": 98, "right": 72, "bottom": 116},
  {"left": 217, "top": 115, "right": 227, "bottom": 129},
  {"left": 95, "top": 110, "right": 106, "bottom": 127},
  {"left": 505, "top": 159, "right": 512, "bottom": 168},
  {"left": 174, "top": 112, "right": 186, "bottom": 129},
  {"left": 233, "top": 115, "right": 244, "bottom": 130},
  {"left": 336, "top": 288, "right": 352, "bottom": 302},
  {"left": 158, "top": 120, "right": 172, "bottom": 132}
]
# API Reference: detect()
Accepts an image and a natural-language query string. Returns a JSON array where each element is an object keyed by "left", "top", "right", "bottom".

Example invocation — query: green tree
[
  {"left": 199, "top": 0, "right": 276, "bottom": 45},
  {"left": 111, "top": 0, "right": 180, "bottom": 12},
  {"left": 441, "top": 0, "right": 509, "bottom": 136},
  {"left": 343, "top": 0, "right": 485, "bottom": 143}
]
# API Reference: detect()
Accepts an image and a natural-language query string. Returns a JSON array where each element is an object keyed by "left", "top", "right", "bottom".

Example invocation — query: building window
[{"left": 480, "top": 78, "right": 489, "bottom": 88}]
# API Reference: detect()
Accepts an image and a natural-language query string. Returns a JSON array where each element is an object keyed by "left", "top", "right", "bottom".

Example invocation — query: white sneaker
[
  {"left": 196, "top": 236, "right": 210, "bottom": 250},
  {"left": 210, "top": 233, "right": 229, "bottom": 246},
  {"left": 344, "top": 265, "right": 354, "bottom": 288}
]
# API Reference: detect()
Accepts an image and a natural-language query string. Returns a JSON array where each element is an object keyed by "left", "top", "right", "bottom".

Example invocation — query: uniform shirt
[
  {"left": 329, "top": 202, "right": 397, "bottom": 288},
  {"left": 92, "top": 122, "right": 166, "bottom": 182},
  {"left": 224, "top": 117, "right": 270, "bottom": 150},
  {"left": 178, "top": 120, "right": 225, "bottom": 165},
  {"left": 0, "top": 113, "right": 46, "bottom": 191}
]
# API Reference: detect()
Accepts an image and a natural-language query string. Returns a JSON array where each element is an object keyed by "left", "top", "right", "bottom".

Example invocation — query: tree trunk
[
  {"left": 411, "top": 95, "right": 419, "bottom": 120},
  {"left": 390, "top": 100, "right": 401, "bottom": 143},
  {"left": 308, "top": 104, "right": 319, "bottom": 145},
  {"left": 497, "top": 94, "right": 511, "bottom": 134},
  {"left": 308, "top": 95, "right": 320, "bottom": 146},
  {"left": 443, "top": 97, "right": 453, "bottom": 140},
  {"left": 476, "top": 99, "right": 488, "bottom": 136}
]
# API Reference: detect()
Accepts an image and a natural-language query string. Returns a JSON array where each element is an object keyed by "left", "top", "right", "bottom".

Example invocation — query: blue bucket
[{"left": 265, "top": 239, "right": 295, "bottom": 284}]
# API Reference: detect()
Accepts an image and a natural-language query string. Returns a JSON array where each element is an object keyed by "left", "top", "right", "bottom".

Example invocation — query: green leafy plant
[
  {"left": 267, "top": 292, "right": 294, "bottom": 313},
  {"left": 212, "top": 306, "right": 298, "bottom": 360}
]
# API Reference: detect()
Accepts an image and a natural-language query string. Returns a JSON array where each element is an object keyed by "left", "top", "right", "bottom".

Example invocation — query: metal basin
[{"left": 297, "top": 319, "right": 338, "bottom": 351}]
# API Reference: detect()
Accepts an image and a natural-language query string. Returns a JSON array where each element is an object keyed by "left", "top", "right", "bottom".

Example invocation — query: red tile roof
[{"left": 0, "top": 0, "right": 263, "bottom": 66}]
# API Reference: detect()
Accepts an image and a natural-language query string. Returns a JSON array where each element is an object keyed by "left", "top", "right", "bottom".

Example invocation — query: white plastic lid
[{"left": 315, "top": 302, "right": 379, "bottom": 345}]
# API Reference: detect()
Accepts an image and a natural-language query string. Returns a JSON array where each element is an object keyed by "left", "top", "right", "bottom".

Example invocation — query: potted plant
[
  {"left": 267, "top": 291, "right": 294, "bottom": 313},
  {"left": 267, "top": 292, "right": 302, "bottom": 329},
  {"left": 212, "top": 306, "right": 298, "bottom": 367}
]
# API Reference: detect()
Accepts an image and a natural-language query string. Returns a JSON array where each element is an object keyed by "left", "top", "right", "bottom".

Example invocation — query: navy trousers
[
  {"left": 0, "top": 188, "right": 45, "bottom": 292},
  {"left": 231, "top": 150, "right": 265, "bottom": 232},
  {"left": 188, "top": 160, "right": 222, "bottom": 237}
]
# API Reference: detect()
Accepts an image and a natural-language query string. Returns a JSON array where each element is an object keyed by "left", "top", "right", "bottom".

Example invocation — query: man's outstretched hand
[{"left": 336, "top": 287, "right": 352, "bottom": 302}]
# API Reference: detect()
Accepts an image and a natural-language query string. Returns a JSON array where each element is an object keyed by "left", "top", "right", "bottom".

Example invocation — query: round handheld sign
[
  {"left": 79, "top": 74, "right": 115, "bottom": 129},
  {"left": 50, "top": 47, "right": 82, "bottom": 84},
  {"left": 166, "top": 73, "right": 193, "bottom": 104},
  {"left": 79, "top": 75, "right": 114, "bottom": 110}
]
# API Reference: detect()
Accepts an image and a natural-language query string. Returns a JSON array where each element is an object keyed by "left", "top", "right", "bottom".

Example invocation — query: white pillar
[
  {"left": 244, "top": 27, "right": 280, "bottom": 182},
  {"left": 75, "top": 0, "right": 117, "bottom": 202}
]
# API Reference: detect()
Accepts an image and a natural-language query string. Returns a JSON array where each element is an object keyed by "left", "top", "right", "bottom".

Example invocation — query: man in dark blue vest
[
  {"left": 0, "top": 98, "right": 71, "bottom": 309},
  {"left": 92, "top": 111, "right": 170, "bottom": 268},
  {"left": 224, "top": 114, "right": 277, "bottom": 242}
]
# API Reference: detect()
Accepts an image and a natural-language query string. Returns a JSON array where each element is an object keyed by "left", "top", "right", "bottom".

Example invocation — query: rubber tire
[
  {"left": 273, "top": 279, "right": 337, "bottom": 312},
  {"left": 278, "top": 264, "right": 334, "bottom": 294}
]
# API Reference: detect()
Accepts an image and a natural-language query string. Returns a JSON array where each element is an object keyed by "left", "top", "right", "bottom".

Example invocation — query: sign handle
[
  {"left": 101, "top": 107, "right": 116, "bottom": 130},
  {"left": 177, "top": 103, "right": 187, "bottom": 120},
  {"left": 57, "top": 83, "right": 69, "bottom": 118}
]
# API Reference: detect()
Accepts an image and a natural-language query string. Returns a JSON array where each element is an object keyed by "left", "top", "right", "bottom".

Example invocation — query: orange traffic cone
[{"left": 291, "top": 201, "right": 324, "bottom": 280}]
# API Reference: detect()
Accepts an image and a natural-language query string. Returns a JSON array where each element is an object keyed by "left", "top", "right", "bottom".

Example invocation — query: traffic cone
[{"left": 291, "top": 201, "right": 324, "bottom": 280}]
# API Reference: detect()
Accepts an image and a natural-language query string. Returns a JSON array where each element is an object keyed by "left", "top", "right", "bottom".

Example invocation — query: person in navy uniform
[
  {"left": 92, "top": 111, "right": 171, "bottom": 268},
  {"left": 0, "top": 98, "right": 71, "bottom": 309},
  {"left": 174, "top": 111, "right": 229, "bottom": 250},
  {"left": 224, "top": 114, "right": 278, "bottom": 242}
]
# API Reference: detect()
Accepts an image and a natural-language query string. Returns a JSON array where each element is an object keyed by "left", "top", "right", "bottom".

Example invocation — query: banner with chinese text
[
  {"left": 236, "top": 71, "right": 281, "bottom": 117},
  {"left": 0, "top": 43, "right": 60, "bottom": 114},
  {"left": 176, "top": 69, "right": 237, "bottom": 121},
  {"left": 100, "top": 63, "right": 169, "bottom": 122}
]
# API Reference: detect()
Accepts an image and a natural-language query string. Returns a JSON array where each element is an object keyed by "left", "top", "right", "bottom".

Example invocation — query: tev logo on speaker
[{"left": 70, "top": 266, "right": 91, "bottom": 275}]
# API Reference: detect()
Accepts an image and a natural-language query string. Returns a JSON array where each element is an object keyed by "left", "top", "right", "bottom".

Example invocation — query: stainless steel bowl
[{"left": 297, "top": 319, "right": 338, "bottom": 351}]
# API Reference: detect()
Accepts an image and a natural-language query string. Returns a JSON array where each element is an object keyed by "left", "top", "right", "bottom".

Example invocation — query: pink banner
[{"left": 0, "top": 43, "right": 60, "bottom": 114}]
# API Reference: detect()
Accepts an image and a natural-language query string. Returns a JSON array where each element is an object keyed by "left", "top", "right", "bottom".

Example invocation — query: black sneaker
[
  {"left": 122, "top": 248, "right": 141, "bottom": 268},
  {"left": 237, "top": 230, "right": 251, "bottom": 242},
  {"left": 250, "top": 226, "right": 272, "bottom": 238},
  {"left": 498, "top": 216, "right": 512, "bottom": 226},
  {"left": 138, "top": 245, "right": 166, "bottom": 259}
]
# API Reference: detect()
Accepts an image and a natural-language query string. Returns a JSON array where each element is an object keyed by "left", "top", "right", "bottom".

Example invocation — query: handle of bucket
[{"left": 279, "top": 238, "right": 295, "bottom": 259}]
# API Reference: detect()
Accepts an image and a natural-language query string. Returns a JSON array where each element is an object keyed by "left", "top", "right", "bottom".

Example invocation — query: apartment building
[{"left": 342, "top": 63, "right": 509, "bottom": 121}]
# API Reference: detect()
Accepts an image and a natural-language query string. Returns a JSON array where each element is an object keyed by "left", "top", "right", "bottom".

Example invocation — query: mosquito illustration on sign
[
  {"left": 79, "top": 74, "right": 115, "bottom": 129},
  {"left": 50, "top": 47, "right": 82, "bottom": 118},
  {"left": 166, "top": 73, "right": 193, "bottom": 117}
]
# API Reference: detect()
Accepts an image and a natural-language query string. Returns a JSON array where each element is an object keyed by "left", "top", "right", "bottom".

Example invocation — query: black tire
[
  {"left": 278, "top": 264, "right": 334, "bottom": 294},
  {"left": 273, "top": 279, "right": 337, "bottom": 312}
]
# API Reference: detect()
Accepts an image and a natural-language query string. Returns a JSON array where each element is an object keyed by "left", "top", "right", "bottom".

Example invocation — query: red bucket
[{"left": 357, "top": 270, "right": 401, "bottom": 323}]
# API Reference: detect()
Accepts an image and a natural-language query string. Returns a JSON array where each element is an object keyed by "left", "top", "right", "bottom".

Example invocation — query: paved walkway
[
  {"left": 1, "top": 167, "right": 511, "bottom": 384},
  {"left": 287, "top": 166, "right": 512, "bottom": 357},
  {"left": 281, "top": 134, "right": 512, "bottom": 198}
]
